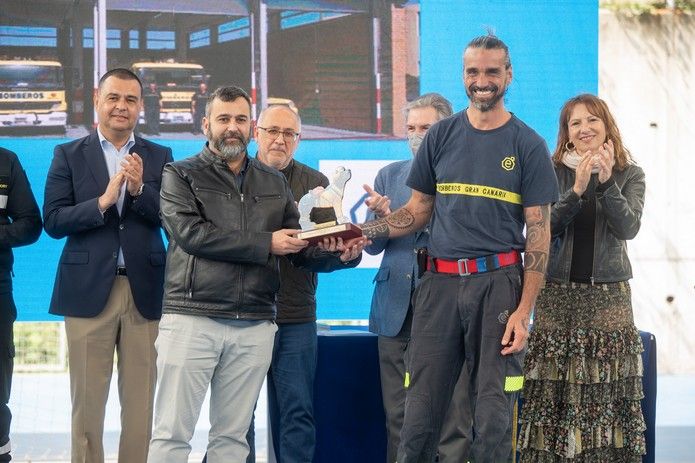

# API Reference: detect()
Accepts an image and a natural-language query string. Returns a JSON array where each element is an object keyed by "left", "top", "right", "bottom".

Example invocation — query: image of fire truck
[
  {"left": 131, "top": 61, "right": 207, "bottom": 127},
  {"left": 0, "top": 59, "right": 67, "bottom": 130}
]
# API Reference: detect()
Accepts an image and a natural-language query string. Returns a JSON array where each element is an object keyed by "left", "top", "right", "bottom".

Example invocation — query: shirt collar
[{"left": 97, "top": 126, "right": 135, "bottom": 152}]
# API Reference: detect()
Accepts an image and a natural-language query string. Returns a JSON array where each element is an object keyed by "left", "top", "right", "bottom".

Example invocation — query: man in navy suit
[
  {"left": 43, "top": 68, "right": 173, "bottom": 463},
  {"left": 364, "top": 93, "right": 472, "bottom": 463}
]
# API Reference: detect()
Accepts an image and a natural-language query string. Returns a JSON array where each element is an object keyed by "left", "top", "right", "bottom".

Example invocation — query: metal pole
[
  {"left": 372, "top": 16, "right": 381, "bottom": 134},
  {"left": 93, "top": 1, "right": 99, "bottom": 126},
  {"left": 259, "top": 1, "right": 268, "bottom": 110},
  {"left": 98, "top": 0, "right": 106, "bottom": 79},
  {"left": 92, "top": 0, "right": 107, "bottom": 127},
  {"left": 250, "top": 12, "right": 257, "bottom": 124}
]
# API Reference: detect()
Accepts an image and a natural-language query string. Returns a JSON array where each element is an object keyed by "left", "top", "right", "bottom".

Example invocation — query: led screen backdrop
[{"left": 2, "top": 0, "right": 597, "bottom": 320}]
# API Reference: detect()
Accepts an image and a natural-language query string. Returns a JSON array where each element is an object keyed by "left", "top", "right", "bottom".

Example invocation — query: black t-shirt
[
  {"left": 569, "top": 180, "right": 596, "bottom": 283},
  {"left": 407, "top": 110, "right": 558, "bottom": 259}
]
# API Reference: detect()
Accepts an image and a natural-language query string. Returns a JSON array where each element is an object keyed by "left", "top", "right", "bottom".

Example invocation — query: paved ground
[
  {"left": 8, "top": 374, "right": 694, "bottom": 462},
  {"left": 10, "top": 373, "right": 268, "bottom": 462}
]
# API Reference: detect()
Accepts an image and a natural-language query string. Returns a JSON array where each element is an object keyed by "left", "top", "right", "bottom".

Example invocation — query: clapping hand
[
  {"left": 572, "top": 152, "right": 593, "bottom": 197},
  {"left": 121, "top": 152, "right": 144, "bottom": 196},
  {"left": 596, "top": 139, "right": 615, "bottom": 184}
]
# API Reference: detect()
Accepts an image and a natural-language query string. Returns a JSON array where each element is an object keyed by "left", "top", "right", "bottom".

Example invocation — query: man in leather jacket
[{"left": 147, "top": 86, "right": 364, "bottom": 463}]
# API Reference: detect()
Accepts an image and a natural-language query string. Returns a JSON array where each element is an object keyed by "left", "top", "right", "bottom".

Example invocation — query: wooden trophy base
[{"left": 297, "top": 223, "right": 363, "bottom": 246}]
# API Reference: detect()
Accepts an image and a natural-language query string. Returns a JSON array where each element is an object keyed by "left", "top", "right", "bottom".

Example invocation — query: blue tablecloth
[
  {"left": 313, "top": 328, "right": 656, "bottom": 463},
  {"left": 314, "top": 329, "right": 386, "bottom": 463},
  {"left": 640, "top": 331, "right": 657, "bottom": 463}
]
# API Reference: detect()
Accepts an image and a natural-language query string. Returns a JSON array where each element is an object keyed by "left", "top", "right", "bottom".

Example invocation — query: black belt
[{"left": 116, "top": 267, "right": 127, "bottom": 276}]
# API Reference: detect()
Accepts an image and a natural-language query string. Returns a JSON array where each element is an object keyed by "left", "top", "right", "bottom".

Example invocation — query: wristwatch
[{"left": 133, "top": 183, "right": 144, "bottom": 197}]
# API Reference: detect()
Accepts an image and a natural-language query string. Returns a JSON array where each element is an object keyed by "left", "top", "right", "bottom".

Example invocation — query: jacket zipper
[
  {"left": 238, "top": 192, "right": 245, "bottom": 318},
  {"left": 185, "top": 255, "right": 197, "bottom": 298},
  {"left": 194, "top": 186, "right": 232, "bottom": 199},
  {"left": 591, "top": 177, "right": 599, "bottom": 286}
]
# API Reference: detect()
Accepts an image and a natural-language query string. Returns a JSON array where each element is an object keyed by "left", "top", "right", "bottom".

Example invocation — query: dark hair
[
  {"left": 206, "top": 86, "right": 252, "bottom": 118},
  {"left": 404, "top": 93, "right": 453, "bottom": 121},
  {"left": 98, "top": 68, "right": 142, "bottom": 93},
  {"left": 465, "top": 32, "right": 511, "bottom": 69},
  {"left": 552, "top": 93, "right": 633, "bottom": 170}
]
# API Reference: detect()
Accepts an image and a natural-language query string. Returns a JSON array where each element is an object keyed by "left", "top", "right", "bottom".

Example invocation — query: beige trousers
[{"left": 65, "top": 276, "right": 159, "bottom": 463}]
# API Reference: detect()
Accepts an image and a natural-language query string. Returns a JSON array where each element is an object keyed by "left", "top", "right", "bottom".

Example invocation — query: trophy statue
[{"left": 296, "top": 166, "right": 363, "bottom": 245}]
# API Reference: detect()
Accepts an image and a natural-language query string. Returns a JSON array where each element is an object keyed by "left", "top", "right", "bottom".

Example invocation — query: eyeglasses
[{"left": 258, "top": 126, "right": 300, "bottom": 142}]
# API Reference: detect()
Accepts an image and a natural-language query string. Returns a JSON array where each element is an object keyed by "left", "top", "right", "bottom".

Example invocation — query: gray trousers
[
  {"left": 397, "top": 265, "right": 524, "bottom": 463},
  {"left": 378, "top": 310, "right": 472, "bottom": 463},
  {"left": 148, "top": 314, "right": 276, "bottom": 463}
]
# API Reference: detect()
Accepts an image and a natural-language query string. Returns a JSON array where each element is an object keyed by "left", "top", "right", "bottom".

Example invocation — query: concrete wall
[{"left": 599, "top": 9, "right": 695, "bottom": 373}]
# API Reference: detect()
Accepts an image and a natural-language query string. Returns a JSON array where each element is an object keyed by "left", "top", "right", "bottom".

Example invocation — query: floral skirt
[{"left": 518, "top": 281, "right": 646, "bottom": 462}]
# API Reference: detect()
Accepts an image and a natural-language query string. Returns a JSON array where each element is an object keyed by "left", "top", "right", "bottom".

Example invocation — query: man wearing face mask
[{"left": 363, "top": 93, "right": 471, "bottom": 463}]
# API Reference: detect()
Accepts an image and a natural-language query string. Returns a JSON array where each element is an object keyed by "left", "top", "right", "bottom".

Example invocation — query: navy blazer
[
  {"left": 365, "top": 159, "right": 429, "bottom": 337},
  {"left": 43, "top": 132, "right": 173, "bottom": 320}
]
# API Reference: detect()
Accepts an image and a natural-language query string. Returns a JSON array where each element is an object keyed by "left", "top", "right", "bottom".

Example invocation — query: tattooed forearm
[
  {"left": 361, "top": 191, "right": 433, "bottom": 240},
  {"left": 386, "top": 208, "right": 415, "bottom": 229},
  {"left": 514, "top": 204, "right": 551, "bottom": 315},
  {"left": 524, "top": 204, "right": 550, "bottom": 275},
  {"left": 362, "top": 218, "right": 390, "bottom": 239},
  {"left": 524, "top": 250, "right": 548, "bottom": 274},
  {"left": 362, "top": 208, "right": 416, "bottom": 239}
]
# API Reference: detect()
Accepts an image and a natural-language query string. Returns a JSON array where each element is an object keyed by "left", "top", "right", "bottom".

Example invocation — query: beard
[
  {"left": 209, "top": 129, "right": 249, "bottom": 162},
  {"left": 466, "top": 83, "right": 508, "bottom": 112}
]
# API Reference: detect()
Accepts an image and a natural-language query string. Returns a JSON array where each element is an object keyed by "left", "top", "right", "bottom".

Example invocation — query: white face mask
[{"left": 407, "top": 132, "right": 425, "bottom": 156}]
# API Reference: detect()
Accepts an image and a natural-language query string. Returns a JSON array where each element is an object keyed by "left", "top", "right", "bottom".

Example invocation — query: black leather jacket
[
  {"left": 275, "top": 159, "right": 330, "bottom": 324},
  {"left": 160, "top": 148, "right": 356, "bottom": 320},
  {"left": 547, "top": 163, "right": 645, "bottom": 283}
]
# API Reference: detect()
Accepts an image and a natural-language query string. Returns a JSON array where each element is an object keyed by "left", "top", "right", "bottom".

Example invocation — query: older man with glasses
[
  {"left": 201, "top": 103, "right": 340, "bottom": 463},
  {"left": 250, "top": 104, "right": 330, "bottom": 463}
]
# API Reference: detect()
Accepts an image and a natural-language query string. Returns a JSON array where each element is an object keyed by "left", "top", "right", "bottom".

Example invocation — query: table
[
  {"left": 640, "top": 330, "right": 657, "bottom": 463},
  {"left": 310, "top": 328, "right": 656, "bottom": 463},
  {"left": 313, "top": 328, "right": 386, "bottom": 463}
]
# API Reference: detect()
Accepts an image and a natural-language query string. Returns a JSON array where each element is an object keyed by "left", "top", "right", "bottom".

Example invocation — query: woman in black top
[{"left": 519, "top": 94, "right": 646, "bottom": 462}]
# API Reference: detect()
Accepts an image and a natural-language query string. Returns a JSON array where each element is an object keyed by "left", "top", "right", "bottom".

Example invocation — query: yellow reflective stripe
[
  {"left": 436, "top": 183, "right": 522, "bottom": 205},
  {"left": 504, "top": 375, "right": 524, "bottom": 392},
  {"left": 404, "top": 372, "right": 410, "bottom": 388}
]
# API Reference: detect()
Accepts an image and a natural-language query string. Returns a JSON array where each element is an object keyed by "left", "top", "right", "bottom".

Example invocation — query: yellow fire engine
[
  {"left": 0, "top": 59, "right": 67, "bottom": 130},
  {"left": 131, "top": 61, "right": 207, "bottom": 126}
]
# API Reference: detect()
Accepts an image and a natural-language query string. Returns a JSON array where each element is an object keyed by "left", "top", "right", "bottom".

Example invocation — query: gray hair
[
  {"left": 258, "top": 104, "right": 302, "bottom": 132},
  {"left": 404, "top": 93, "right": 453, "bottom": 122}
]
